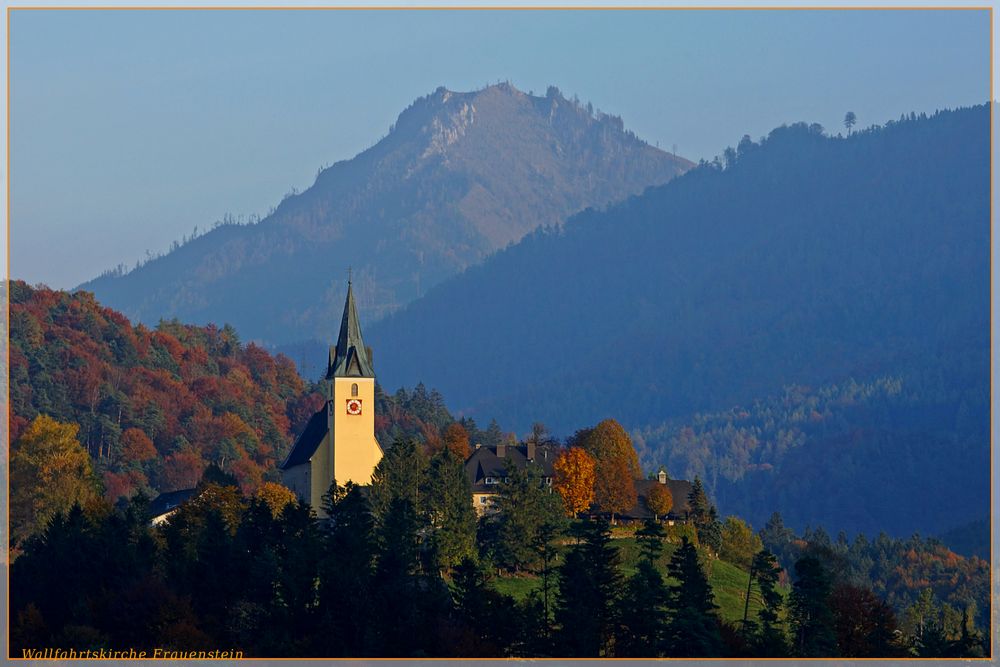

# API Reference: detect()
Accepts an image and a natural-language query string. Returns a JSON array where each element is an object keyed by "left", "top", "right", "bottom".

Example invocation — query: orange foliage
[
  {"left": 553, "top": 447, "right": 597, "bottom": 516},
  {"left": 645, "top": 483, "right": 673, "bottom": 518},
  {"left": 441, "top": 422, "right": 471, "bottom": 459},
  {"left": 121, "top": 428, "right": 157, "bottom": 463},
  {"left": 593, "top": 457, "right": 637, "bottom": 519}
]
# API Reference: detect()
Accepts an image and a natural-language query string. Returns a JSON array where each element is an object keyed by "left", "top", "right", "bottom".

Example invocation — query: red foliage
[{"left": 161, "top": 450, "right": 205, "bottom": 492}]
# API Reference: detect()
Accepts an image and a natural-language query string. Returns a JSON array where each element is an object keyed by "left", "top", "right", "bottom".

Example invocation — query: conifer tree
[
  {"left": 317, "top": 482, "right": 376, "bottom": 656},
  {"left": 485, "top": 464, "right": 563, "bottom": 572},
  {"left": 617, "top": 521, "right": 670, "bottom": 656},
  {"left": 553, "top": 518, "right": 622, "bottom": 656},
  {"left": 664, "top": 536, "right": 722, "bottom": 657},
  {"left": 749, "top": 549, "right": 788, "bottom": 656},
  {"left": 423, "top": 448, "right": 477, "bottom": 572},
  {"left": 450, "top": 558, "right": 520, "bottom": 656},
  {"left": 368, "top": 438, "right": 429, "bottom": 525},
  {"left": 687, "top": 477, "right": 710, "bottom": 526},
  {"left": 789, "top": 555, "right": 838, "bottom": 657}
]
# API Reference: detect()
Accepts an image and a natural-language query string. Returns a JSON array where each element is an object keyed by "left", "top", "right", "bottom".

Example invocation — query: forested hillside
[
  {"left": 367, "top": 105, "right": 989, "bottom": 538},
  {"left": 8, "top": 282, "right": 466, "bottom": 509},
  {"left": 633, "top": 366, "right": 988, "bottom": 537},
  {"left": 80, "top": 83, "right": 689, "bottom": 356}
]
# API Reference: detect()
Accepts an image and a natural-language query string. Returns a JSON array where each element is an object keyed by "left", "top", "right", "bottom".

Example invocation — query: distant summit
[{"left": 81, "top": 83, "right": 691, "bottom": 348}]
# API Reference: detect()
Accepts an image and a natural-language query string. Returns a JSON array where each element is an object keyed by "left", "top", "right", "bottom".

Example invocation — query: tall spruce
[
  {"left": 617, "top": 520, "right": 670, "bottom": 656},
  {"left": 483, "top": 463, "right": 563, "bottom": 572},
  {"left": 664, "top": 536, "right": 722, "bottom": 657},
  {"left": 423, "top": 448, "right": 477, "bottom": 572},
  {"left": 449, "top": 558, "right": 521, "bottom": 656},
  {"left": 316, "top": 482, "right": 376, "bottom": 656},
  {"left": 749, "top": 549, "right": 787, "bottom": 656},
  {"left": 553, "top": 518, "right": 622, "bottom": 656},
  {"left": 368, "top": 438, "right": 429, "bottom": 525},
  {"left": 789, "top": 555, "right": 838, "bottom": 657}
]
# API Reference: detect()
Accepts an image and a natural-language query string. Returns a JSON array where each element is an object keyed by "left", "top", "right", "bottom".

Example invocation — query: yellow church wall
[{"left": 331, "top": 377, "right": 383, "bottom": 486}]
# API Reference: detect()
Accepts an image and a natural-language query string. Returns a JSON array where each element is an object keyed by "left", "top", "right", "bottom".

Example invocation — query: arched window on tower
[{"left": 351, "top": 383, "right": 359, "bottom": 397}]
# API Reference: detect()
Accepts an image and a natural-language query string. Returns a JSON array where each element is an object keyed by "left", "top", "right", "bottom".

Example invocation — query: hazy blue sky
[{"left": 9, "top": 8, "right": 991, "bottom": 288}]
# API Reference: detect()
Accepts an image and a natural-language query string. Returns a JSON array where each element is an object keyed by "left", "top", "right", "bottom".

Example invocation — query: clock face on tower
[{"left": 346, "top": 398, "right": 363, "bottom": 416}]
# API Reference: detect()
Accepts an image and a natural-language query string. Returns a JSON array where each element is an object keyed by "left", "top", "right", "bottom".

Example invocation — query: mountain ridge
[{"left": 80, "top": 83, "right": 691, "bottom": 346}]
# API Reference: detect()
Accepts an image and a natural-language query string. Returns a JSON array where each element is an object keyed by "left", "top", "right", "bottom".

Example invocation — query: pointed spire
[{"left": 327, "top": 280, "right": 375, "bottom": 378}]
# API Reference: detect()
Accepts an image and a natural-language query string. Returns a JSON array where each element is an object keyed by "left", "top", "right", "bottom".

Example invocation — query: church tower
[{"left": 279, "top": 280, "right": 383, "bottom": 515}]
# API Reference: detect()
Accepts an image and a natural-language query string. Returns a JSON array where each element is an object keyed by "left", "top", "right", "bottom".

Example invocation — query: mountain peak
[{"left": 82, "top": 84, "right": 692, "bottom": 347}]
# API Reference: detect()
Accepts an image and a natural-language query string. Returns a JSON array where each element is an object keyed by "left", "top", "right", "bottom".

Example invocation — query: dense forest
[
  {"left": 11, "top": 446, "right": 988, "bottom": 659},
  {"left": 8, "top": 282, "right": 474, "bottom": 548},
  {"left": 367, "top": 104, "right": 989, "bottom": 540},
  {"left": 633, "top": 366, "right": 988, "bottom": 538},
  {"left": 8, "top": 282, "right": 988, "bottom": 657}
]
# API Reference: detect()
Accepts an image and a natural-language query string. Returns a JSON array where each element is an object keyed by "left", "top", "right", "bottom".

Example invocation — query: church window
[{"left": 351, "top": 383, "right": 359, "bottom": 397}]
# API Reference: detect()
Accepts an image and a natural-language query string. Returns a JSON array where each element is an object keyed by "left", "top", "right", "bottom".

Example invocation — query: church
[{"left": 279, "top": 281, "right": 383, "bottom": 515}]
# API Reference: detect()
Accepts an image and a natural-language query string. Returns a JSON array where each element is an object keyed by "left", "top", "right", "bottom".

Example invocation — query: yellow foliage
[
  {"left": 255, "top": 481, "right": 298, "bottom": 518},
  {"left": 10, "top": 415, "right": 100, "bottom": 547}
]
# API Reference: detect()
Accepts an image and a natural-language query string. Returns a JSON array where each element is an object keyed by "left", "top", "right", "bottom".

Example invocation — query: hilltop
[{"left": 80, "top": 83, "right": 690, "bottom": 357}]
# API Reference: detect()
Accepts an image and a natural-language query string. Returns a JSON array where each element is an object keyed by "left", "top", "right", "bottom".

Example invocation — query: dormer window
[{"left": 485, "top": 477, "right": 496, "bottom": 485}]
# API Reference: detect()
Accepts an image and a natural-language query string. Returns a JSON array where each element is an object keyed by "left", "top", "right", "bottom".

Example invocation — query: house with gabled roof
[{"left": 464, "top": 442, "right": 558, "bottom": 514}]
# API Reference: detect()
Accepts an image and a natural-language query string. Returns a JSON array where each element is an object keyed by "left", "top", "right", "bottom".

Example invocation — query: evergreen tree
[
  {"left": 483, "top": 464, "right": 563, "bottom": 572},
  {"left": 316, "top": 482, "right": 376, "bottom": 656},
  {"left": 664, "top": 536, "right": 723, "bottom": 657},
  {"left": 617, "top": 521, "right": 670, "bottom": 656},
  {"left": 789, "top": 555, "right": 838, "bottom": 657},
  {"left": 449, "top": 558, "right": 521, "bottom": 656},
  {"left": 749, "top": 549, "right": 787, "bottom": 656},
  {"left": 371, "top": 497, "right": 425, "bottom": 656},
  {"left": 483, "top": 419, "right": 505, "bottom": 447},
  {"left": 423, "top": 448, "right": 477, "bottom": 572},
  {"left": 687, "top": 477, "right": 710, "bottom": 526},
  {"left": 553, "top": 518, "right": 622, "bottom": 656},
  {"left": 699, "top": 505, "right": 723, "bottom": 555},
  {"left": 368, "top": 438, "right": 429, "bottom": 524}
]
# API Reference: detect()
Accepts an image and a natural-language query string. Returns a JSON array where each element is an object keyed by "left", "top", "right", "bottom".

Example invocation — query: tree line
[{"left": 12, "top": 431, "right": 987, "bottom": 658}]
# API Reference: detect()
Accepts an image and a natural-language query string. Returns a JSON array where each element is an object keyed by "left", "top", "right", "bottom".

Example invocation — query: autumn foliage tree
[
  {"left": 574, "top": 419, "right": 643, "bottom": 479},
  {"left": 553, "top": 447, "right": 596, "bottom": 516},
  {"left": 121, "top": 428, "right": 157, "bottom": 464},
  {"left": 593, "top": 458, "right": 637, "bottom": 522},
  {"left": 572, "top": 419, "right": 640, "bottom": 520},
  {"left": 9, "top": 282, "right": 319, "bottom": 502},
  {"left": 255, "top": 481, "right": 298, "bottom": 518},
  {"left": 645, "top": 483, "right": 673, "bottom": 520},
  {"left": 441, "top": 422, "right": 471, "bottom": 459},
  {"left": 10, "top": 415, "right": 101, "bottom": 548}
]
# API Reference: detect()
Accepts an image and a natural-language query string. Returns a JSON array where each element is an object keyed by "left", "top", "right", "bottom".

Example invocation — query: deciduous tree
[
  {"left": 552, "top": 447, "right": 596, "bottom": 516},
  {"left": 645, "top": 483, "right": 673, "bottom": 520},
  {"left": 11, "top": 415, "right": 100, "bottom": 547},
  {"left": 441, "top": 422, "right": 471, "bottom": 459},
  {"left": 593, "top": 457, "right": 637, "bottom": 522}
]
